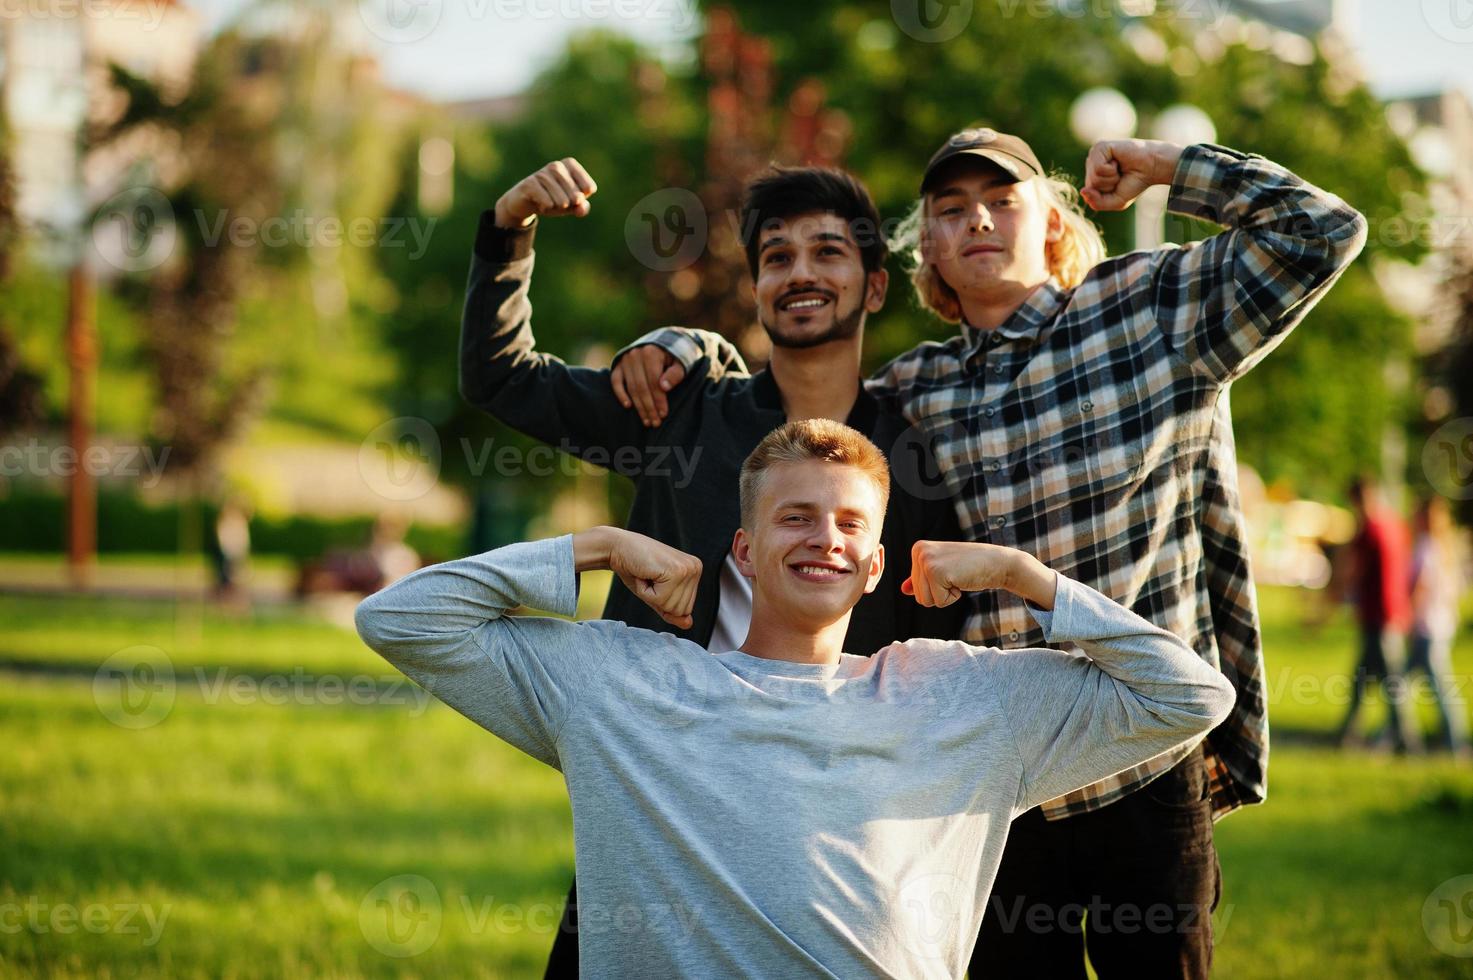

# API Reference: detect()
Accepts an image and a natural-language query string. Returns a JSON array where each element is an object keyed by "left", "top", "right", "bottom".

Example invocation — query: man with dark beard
[{"left": 459, "top": 158, "right": 965, "bottom": 976}]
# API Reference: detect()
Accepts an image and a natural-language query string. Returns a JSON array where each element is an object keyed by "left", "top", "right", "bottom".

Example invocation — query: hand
[
  {"left": 573, "top": 527, "right": 702, "bottom": 629},
  {"left": 902, "top": 540, "right": 1057, "bottom": 611},
  {"left": 611, "top": 345, "right": 685, "bottom": 428},
  {"left": 494, "top": 158, "right": 598, "bottom": 229},
  {"left": 1080, "top": 139, "right": 1183, "bottom": 212}
]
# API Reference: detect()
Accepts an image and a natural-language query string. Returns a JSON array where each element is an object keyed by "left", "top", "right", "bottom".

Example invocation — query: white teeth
[
  {"left": 784, "top": 298, "right": 826, "bottom": 310},
  {"left": 794, "top": 565, "right": 844, "bottom": 576}
]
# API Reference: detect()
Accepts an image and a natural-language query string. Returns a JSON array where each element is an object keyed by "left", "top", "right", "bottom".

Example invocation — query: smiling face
[
  {"left": 922, "top": 157, "right": 1061, "bottom": 305},
  {"left": 733, "top": 458, "right": 887, "bottom": 632},
  {"left": 752, "top": 211, "right": 888, "bottom": 350}
]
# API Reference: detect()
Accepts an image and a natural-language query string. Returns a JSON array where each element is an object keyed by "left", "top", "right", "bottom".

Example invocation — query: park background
[{"left": 4, "top": 0, "right": 1473, "bottom": 975}]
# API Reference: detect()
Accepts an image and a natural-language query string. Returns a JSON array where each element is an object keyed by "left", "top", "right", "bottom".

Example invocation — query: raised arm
[
  {"left": 1084, "top": 138, "right": 1368, "bottom": 385},
  {"left": 354, "top": 527, "right": 703, "bottom": 768},
  {"left": 907, "top": 540, "right": 1234, "bottom": 811},
  {"left": 460, "top": 159, "right": 712, "bottom": 469}
]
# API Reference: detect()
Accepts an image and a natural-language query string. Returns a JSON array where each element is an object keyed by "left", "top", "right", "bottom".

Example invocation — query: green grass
[{"left": 1, "top": 583, "right": 1471, "bottom": 977}]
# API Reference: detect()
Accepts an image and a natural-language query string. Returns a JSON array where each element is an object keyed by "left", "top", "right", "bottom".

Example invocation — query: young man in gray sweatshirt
[{"left": 354, "top": 418, "right": 1234, "bottom": 979}]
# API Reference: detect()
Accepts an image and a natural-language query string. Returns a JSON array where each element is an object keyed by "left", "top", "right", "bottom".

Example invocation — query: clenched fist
[
  {"left": 494, "top": 158, "right": 599, "bottom": 229},
  {"left": 903, "top": 540, "right": 1057, "bottom": 611},
  {"left": 1080, "top": 139, "right": 1184, "bottom": 212}
]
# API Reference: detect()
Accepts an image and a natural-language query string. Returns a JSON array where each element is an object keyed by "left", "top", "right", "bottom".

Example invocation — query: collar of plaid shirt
[{"left": 960, "top": 279, "right": 1067, "bottom": 360}]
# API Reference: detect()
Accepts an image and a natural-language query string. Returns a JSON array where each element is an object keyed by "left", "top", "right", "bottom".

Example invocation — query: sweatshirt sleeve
[
  {"left": 353, "top": 534, "right": 608, "bottom": 769},
  {"left": 973, "top": 575, "right": 1235, "bottom": 813}
]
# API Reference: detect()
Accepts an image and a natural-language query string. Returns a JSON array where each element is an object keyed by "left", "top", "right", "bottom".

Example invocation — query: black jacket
[{"left": 460, "top": 212, "right": 965, "bottom": 654}]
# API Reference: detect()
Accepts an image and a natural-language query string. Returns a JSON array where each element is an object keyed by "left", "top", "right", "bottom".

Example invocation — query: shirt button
[
  {"left": 1081, "top": 400, "right": 1093, "bottom": 412},
  {"left": 992, "top": 364, "right": 1004, "bottom": 374},
  {"left": 984, "top": 406, "right": 996, "bottom": 417},
  {"left": 989, "top": 333, "right": 1002, "bottom": 346},
  {"left": 991, "top": 516, "right": 1006, "bottom": 528},
  {"left": 1008, "top": 631, "right": 1020, "bottom": 642},
  {"left": 989, "top": 460, "right": 1002, "bottom": 472}
]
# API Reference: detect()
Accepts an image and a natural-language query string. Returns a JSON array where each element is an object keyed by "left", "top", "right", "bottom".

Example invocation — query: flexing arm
[
  {"left": 1084, "top": 138, "right": 1368, "bottom": 385},
  {"left": 460, "top": 159, "right": 711, "bottom": 469},
  {"left": 354, "top": 527, "right": 703, "bottom": 767},
  {"left": 909, "top": 540, "right": 1234, "bottom": 811}
]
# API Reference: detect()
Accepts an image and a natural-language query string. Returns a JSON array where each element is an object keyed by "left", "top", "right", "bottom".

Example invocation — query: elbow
[
  {"left": 353, "top": 593, "right": 395, "bottom": 656},
  {"left": 457, "top": 360, "right": 488, "bottom": 410},
  {"left": 1206, "top": 673, "right": 1236, "bottom": 729},
  {"left": 1327, "top": 207, "right": 1369, "bottom": 269}
]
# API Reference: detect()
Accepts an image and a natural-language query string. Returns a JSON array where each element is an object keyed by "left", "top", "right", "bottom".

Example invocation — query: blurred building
[{"left": 0, "top": 0, "right": 201, "bottom": 265}]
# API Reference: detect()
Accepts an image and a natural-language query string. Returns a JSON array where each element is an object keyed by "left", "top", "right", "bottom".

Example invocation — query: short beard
[{"left": 761, "top": 296, "right": 866, "bottom": 350}]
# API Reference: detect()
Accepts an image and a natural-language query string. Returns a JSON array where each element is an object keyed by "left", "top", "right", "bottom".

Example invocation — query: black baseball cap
[{"left": 920, "top": 127, "right": 1045, "bottom": 193}]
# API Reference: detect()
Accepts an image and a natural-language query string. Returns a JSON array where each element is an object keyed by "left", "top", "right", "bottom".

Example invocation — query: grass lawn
[{"left": 2, "top": 582, "right": 1471, "bottom": 977}]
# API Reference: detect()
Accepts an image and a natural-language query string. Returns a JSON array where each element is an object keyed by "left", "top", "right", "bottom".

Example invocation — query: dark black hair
[{"left": 739, "top": 166, "right": 886, "bottom": 279}]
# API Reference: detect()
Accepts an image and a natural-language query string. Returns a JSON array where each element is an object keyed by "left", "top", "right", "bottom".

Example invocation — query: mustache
[{"left": 775, "top": 287, "right": 838, "bottom": 307}]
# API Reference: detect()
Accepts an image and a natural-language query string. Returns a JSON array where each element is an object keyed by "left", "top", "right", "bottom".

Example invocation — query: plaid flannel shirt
[{"left": 621, "top": 144, "right": 1368, "bottom": 820}]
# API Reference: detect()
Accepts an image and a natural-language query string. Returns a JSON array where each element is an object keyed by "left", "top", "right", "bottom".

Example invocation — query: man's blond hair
[
  {"left": 890, "top": 173, "right": 1107, "bottom": 324},
  {"left": 739, "top": 419, "right": 891, "bottom": 528}
]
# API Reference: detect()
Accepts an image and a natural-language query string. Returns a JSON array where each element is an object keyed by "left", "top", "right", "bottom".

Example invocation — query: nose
[
  {"left": 969, "top": 202, "right": 994, "bottom": 234},
  {"left": 788, "top": 249, "right": 818, "bottom": 284},
  {"left": 806, "top": 516, "right": 845, "bottom": 555}
]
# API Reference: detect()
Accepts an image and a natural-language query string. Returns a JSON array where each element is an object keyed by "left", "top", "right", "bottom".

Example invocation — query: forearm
[
  {"left": 1167, "top": 143, "right": 1367, "bottom": 262},
  {"left": 572, "top": 526, "right": 620, "bottom": 572},
  {"left": 354, "top": 536, "right": 579, "bottom": 666},
  {"left": 612, "top": 326, "right": 750, "bottom": 381},
  {"left": 1150, "top": 143, "right": 1367, "bottom": 382},
  {"left": 1005, "top": 552, "right": 1057, "bottom": 612}
]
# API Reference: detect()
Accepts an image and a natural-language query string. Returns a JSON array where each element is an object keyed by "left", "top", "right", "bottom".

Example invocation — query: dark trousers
[
  {"left": 544, "top": 880, "right": 578, "bottom": 978},
  {"left": 970, "top": 745, "right": 1221, "bottom": 980}
]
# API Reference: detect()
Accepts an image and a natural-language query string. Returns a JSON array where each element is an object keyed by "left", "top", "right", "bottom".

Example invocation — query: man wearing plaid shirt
[{"left": 613, "top": 130, "right": 1367, "bottom": 977}]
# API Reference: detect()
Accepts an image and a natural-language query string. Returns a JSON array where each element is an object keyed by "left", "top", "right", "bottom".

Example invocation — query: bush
[{"left": 0, "top": 487, "right": 467, "bottom": 562}]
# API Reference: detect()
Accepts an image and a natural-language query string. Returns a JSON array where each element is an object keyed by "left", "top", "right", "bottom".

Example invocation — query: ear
[
  {"left": 865, "top": 268, "right": 889, "bottom": 313},
  {"left": 732, "top": 528, "right": 756, "bottom": 579},
  {"left": 862, "top": 543, "right": 885, "bottom": 596},
  {"left": 1044, "top": 198, "right": 1064, "bottom": 245}
]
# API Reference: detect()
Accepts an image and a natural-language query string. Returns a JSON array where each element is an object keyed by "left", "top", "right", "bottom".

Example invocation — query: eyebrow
[
  {"left": 772, "top": 500, "right": 871, "bottom": 519},
  {"left": 758, "top": 230, "right": 854, "bottom": 254}
]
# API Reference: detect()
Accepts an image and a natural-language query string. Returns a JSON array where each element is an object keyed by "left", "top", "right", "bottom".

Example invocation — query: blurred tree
[
  {"left": 1423, "top": 255, "right": 1473, "bottom": 518},
  {"left": 373, "top": 31, "right": 704, "bottom": 542},
  {"left": 91, "top": 12, "right": 417, "bottom": 484},
  {"left": 0, "top": 140, "right": 46, "bottom": 439}
]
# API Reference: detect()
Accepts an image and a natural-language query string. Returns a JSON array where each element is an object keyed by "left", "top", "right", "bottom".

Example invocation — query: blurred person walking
[
  {"left": 1408, "top": 496, "right": 1470, "bottom": 758},
  {"left": 1336, "top": 477, "right": 1422, "bottom": 753}
]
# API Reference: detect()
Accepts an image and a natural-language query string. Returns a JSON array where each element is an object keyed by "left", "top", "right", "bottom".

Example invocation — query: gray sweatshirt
[{"left": 354, "top": 536, "right": 1234, "bottom": 979}]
